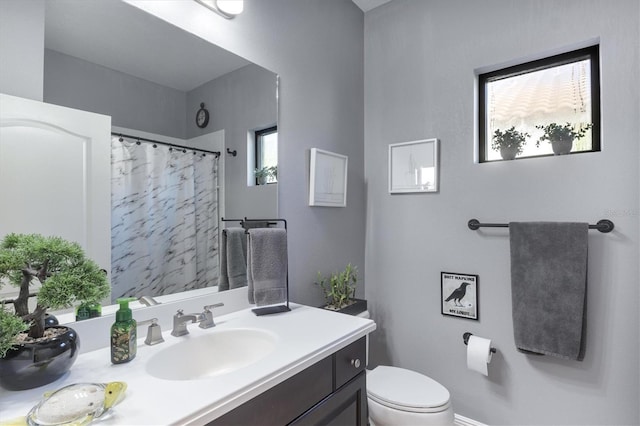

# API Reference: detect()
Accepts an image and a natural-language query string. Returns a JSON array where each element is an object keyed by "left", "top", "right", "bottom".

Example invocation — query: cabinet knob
[{"left": 351, "top": 358, "right": 361, "bottom": 368}]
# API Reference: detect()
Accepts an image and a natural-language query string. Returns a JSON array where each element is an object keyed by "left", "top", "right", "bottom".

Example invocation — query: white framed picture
[
  {"left": 389, "top": 138, "right": 439, "bottom": 193},
  {"left": 309, "top": 148, "right": 348, "bottom": 207}
]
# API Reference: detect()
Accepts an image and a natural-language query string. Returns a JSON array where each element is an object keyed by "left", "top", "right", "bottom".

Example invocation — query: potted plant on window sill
[
  {"left": 315, "top": 263, "right": 367, "bottom": 316},
  {"left": 0, "top": 233, "right": 110, "bottom": 390},
  {"left": 535, "top": 122, "right": 593, "bottom": 155},
  {"left": 254, "top": 165, "right": 277, "bottom": 185},
  {"left": 491, "top": 126, "right": 530, "bottom": 160}
]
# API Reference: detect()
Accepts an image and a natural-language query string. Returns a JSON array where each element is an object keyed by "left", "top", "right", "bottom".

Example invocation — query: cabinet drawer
[{"left": 334, "top": 337, "right": 366, "bottom": 389}]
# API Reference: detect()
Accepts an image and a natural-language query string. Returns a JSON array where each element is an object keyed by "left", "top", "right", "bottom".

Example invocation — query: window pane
[
  {"left": 255, "top": 127, "right": 277, "bottom": 184},
  {"left": 479, "top": 46, "right": 599, "bottom": 162},
  {"left": 260, "top": 132, "right": 278, "bottom": 170}
]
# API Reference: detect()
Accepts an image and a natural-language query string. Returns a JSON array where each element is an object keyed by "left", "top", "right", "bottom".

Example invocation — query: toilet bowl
[
  {"left": 367, "top": 365, "right": 454, "bottom": 426},
  {"left": 357, "top": 311, "right": 455, "bottom": 426}
]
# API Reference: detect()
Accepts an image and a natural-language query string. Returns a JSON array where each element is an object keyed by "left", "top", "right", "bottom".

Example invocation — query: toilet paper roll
[{"left": 467, "top": 335, "right": 493, "bottom": 376}]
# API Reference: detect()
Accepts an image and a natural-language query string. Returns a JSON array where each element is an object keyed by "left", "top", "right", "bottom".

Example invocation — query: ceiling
[
  {"left": 351, "top": 0, "right": 394, "bottom": 12},
  {"left": 44, "top": 0, "right": 251, "bottom": 92}
]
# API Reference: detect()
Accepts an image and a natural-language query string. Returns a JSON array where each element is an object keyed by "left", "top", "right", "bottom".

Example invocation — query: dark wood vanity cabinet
[{"left": 208, "top": 336, "right": 367, "bottom": 426}]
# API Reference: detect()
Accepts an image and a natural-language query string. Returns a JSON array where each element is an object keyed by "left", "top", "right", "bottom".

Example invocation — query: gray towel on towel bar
[
  {"left": 243, "top": 221, "right": 271, "bottom": 230},
  {"left": 509, "top": 222, "right": 588, "bottom": 360},
  {"left": 226, "top": 228, "right": 248, "bottom": 289},
  {"left": 219, "top": 229, "right": 230, "bottom": 292},
  {"left": 247, "top": 228, "right": 287, "bottom": 306},
  {"left": 219, "top": 228, "right": 247, "bottom": 291}
]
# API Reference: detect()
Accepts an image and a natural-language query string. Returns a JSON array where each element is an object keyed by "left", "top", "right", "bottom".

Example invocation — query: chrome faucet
[
  {"left": 199, "top": 303, "right": 225, "bottom": 329},
  {"left": 171, "top": 310, "right": 204, "bottom": 337},
  {"left": 139, "top": 295, "right": 160, "bottom": 306}
]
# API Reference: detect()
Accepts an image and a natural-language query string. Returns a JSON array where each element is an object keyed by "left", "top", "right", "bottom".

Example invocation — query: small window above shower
[{"left": 253, "top": 126, "right": 278, "bottom": 185}]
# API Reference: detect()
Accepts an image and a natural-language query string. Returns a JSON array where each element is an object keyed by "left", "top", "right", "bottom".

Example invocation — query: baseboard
[{"left": 454, "top": 413, "right": 487, "bottom": 426}]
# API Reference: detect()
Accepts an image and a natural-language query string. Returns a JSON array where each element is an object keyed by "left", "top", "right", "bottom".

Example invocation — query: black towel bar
[
  {"left": 467, "top": 218, "right": 614, "bottom": 233},
  {"left": 221, "top": 217, "right": 280, "bottom": 230}
]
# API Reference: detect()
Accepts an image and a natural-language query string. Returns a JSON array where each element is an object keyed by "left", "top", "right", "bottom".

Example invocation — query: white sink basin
[{"left": 146, "top": 328, "right": 277, "bottom": 381}]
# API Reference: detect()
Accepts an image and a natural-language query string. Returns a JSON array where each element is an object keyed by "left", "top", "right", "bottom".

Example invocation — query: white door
[{"left": 0, "top": 93, "right": 111, "bottom": 275}]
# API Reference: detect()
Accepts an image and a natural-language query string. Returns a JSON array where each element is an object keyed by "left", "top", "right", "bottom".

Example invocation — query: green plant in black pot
[
  {"left": 535, "top": 122, "right": 593, "bottom": 155},
  {"left": 0, "top": 233, "right": 110, "bottom": 390},
  {"left": 316, "top": 263, "right": 359, "bottom": 311},
  {"left": 491, "top": 126, "right": 530, "bottom": 160}
]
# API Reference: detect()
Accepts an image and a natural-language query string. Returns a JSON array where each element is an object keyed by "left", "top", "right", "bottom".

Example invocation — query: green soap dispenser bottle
[{"left": 111, "top": 297, "right": 137, "bottom": 364}]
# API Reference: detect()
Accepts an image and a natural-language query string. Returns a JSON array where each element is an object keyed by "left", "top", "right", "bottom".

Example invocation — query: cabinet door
[
  {"left": 290, "top": 372, "right": 367, "bottom": 426},
  {"left": 0, "top": 94, "right": 111, "bottom": 272},
  {"left": 208, "top": 356, "right": 333, "bottom": 426},
  {"left": 334, "top": 337, "right": 366, "bottom": 389}
]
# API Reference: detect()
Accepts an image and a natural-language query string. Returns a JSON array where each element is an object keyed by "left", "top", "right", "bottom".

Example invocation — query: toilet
[{"left": 357, "top": 311, "right": 455, "bottom": 426}]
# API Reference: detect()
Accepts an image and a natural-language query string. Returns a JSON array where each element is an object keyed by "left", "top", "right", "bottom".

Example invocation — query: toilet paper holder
[{"left": 463, "top": 332, "right": 497, "bottom": 353}]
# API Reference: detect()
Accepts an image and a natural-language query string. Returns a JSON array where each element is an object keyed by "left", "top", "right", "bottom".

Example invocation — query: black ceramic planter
[
  {"left": 322, "top": 298, "right": 368, "bottom": 317},
  {"left": 0, "top": 326, "right": 80, "bottom": 391}
]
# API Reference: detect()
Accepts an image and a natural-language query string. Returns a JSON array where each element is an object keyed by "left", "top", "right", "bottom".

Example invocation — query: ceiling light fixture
[{"left": 194, "top": 0, "right": 244, "bottom": 19}]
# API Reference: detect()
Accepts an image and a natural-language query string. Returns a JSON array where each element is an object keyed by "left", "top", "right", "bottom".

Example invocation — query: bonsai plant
[
  {"left": 0, "top": 233, "right": 110, "bottom": 390},
  {"left": 491, "top": 126, "right": 530, "bottom": 160},
  {"left": 254, "top": 165, "right": 278, "bottom": 185},
  {"left": 315, "top": 263, "right": 366, "bottom": 315},
  {"left": 0, "top": 307, "right": 28, "bottom": 358},
  {"left": 535, "top": 122, "right": 593, "bottom": 155}
]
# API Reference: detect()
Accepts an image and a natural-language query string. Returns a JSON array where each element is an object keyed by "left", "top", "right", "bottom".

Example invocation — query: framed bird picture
[{"left": 441, "top": 272, "right": 479, "bottom": 320}]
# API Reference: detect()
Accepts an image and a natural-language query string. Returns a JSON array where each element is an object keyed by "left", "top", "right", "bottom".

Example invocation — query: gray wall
[
  {"left": 44, "top": 49, "right": 187, "bottom": 139},
  {"left": 0, "top": 0, "right": 44, "bottom": 101},
  {"left": 187, "top": 64, "right": 278, "bottom": 219},
  {"left": 143, "top": 0, "right": 366, "bottom": 304},
  {"left": 364, "top": 0, "right": 639, "bottom": 424}
]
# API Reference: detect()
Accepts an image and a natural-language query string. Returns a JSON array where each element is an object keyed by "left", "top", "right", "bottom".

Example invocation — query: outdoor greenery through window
[
  {"left": 479, "top": 45, "right": 600, "bottom": 162},
  {"left": 255, "top": 126, "right": 278, "bottom": 184}
]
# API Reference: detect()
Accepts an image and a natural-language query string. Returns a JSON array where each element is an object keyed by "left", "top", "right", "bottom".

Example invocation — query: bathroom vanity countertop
[{"left": 0, "top": 304, "right": 375, "bottom": 425}]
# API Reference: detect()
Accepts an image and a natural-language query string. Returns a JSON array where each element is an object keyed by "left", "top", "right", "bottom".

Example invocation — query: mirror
[{"left": 0, "top": 1, "right": 278, "bottom": 310}]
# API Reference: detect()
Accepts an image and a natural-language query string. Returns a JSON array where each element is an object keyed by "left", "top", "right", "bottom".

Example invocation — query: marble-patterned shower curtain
[{"left": 110, "top": 136, "right": 219, "bottom": 301}]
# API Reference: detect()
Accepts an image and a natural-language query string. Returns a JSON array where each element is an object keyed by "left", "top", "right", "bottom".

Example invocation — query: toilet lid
[{"left": 367, "top": 366, "right": 450, "bottom": 412}]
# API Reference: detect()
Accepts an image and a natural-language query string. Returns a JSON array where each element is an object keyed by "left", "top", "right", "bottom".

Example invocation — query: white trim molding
[{"left": 455, "top": 413, "right": 488, "bottom": 426}]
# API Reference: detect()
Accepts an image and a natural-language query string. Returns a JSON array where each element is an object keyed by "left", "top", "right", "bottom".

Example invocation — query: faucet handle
[
  {"left": 203, "top": 302, "right": 224, "bottom": 312},
  {"left": 175, "top": 309, "right": 185, "bottom": 317},
  {"left": 200, "top": 303, "right": 224, "bottom": 329},
  {"left": 137, "top": 318, "right": 164, "bottom": 346},
  {"left": 139, "top": 295, "right": 160, "bottom": 307}
]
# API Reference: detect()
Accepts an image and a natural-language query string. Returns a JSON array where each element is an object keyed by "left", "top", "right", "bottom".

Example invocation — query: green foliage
[
  {"left": 535, "top": 122, "right": 593, "bottom": 147},
  {"left": 0, "top": 233, "right": 110, "bottom": 341},
  {"left": 491, "top": 127, "right": 530, "bottom": 155},
  {"left": 0, "top": 306, "right": 28, "bottom": 357},
  {"left": 315, "top": 263, "right": 357, "bottom": 310},
  {"left": 38, "top": 260, "right": 109, "bottom": 309},
  {"left": 254, "top": 165, "right": 278, "bottom": 182}
]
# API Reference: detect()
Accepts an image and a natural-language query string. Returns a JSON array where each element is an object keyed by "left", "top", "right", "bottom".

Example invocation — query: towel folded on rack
[
  {"left": 242, "top": 221, "right": 271, "bottom": 230},
  {"left": 246, "top": 228, "right": 287, "bottom": 306},
  {"left": 219, "top": 228, "right": 247, "bottom": 291},
  {"left": 509, "top": 222, "right": 589, "bottom": 360}
]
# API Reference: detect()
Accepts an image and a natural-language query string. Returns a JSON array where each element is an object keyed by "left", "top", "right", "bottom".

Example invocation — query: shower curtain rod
[{"left": 112, "top": 132, "right": 221, "bottom": 157}]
